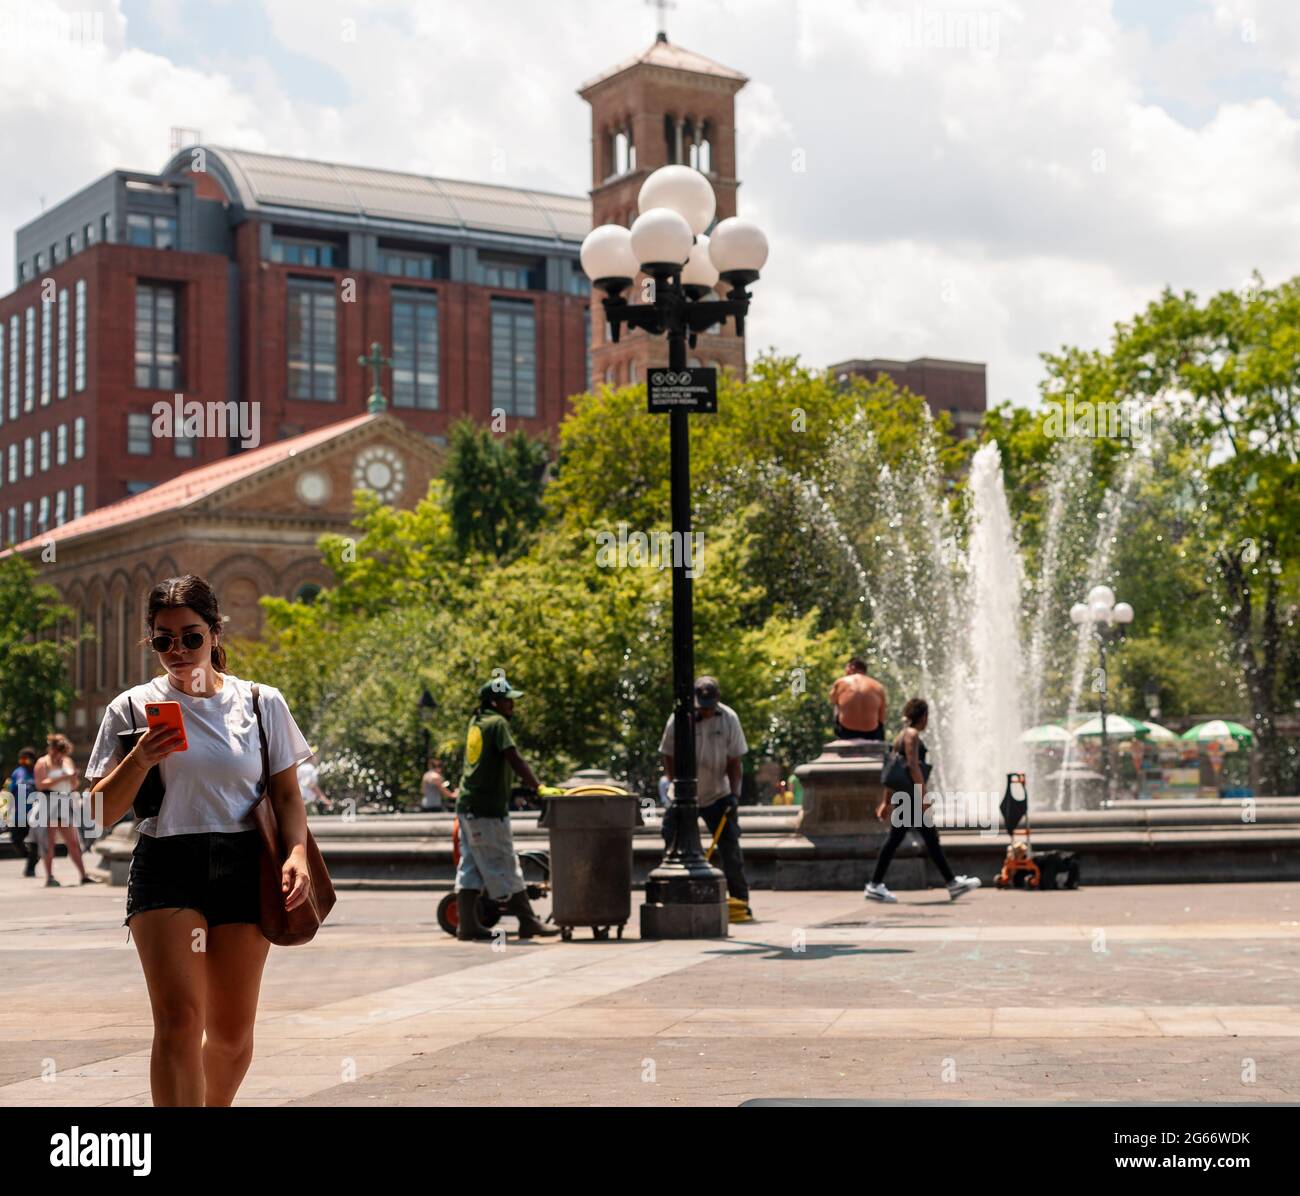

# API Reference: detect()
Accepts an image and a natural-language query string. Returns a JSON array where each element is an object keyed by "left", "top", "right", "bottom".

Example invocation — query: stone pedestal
[
  {"left": 794, "top": 737, "right": 931, "bottom": 891},
  {"left": 795, "top": 738, "right": 887, "bottom": 836}
]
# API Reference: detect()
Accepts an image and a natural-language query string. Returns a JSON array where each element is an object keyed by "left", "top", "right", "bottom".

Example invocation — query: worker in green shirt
[{"left": 455, "top": 674, "right": 558, "bottom": 941}]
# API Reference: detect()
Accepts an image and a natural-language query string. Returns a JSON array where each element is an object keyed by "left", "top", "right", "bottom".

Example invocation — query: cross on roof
[
  {"left": 358, "top": 341, "right": 393, "bottom": 413},
  {"left": 646, "top": 0, "right": 675, "bottom": 40}
]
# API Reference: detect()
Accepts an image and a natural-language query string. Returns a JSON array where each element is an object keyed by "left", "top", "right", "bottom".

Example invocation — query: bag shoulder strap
[{"left": 251, "top": 683, "right": 270, "bottom": 796}]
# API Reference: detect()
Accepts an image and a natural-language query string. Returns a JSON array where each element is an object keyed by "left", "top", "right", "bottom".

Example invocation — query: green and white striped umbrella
[
  {"left": 1072, "top": 714, "right": 1151, "bottom": 738},
  {"left": 1140, "top": 720, "right": 1178, "bottom": 742},
  {"left": 1020, "top": 723, "right": 1074, "bottom": 745},
  {"left": 1181, "top": 720, "right": 1254, "bottom": 746}
]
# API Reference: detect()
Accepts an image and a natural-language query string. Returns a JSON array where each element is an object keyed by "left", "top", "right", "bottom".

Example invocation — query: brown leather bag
[{"left": 250, "top": 684, "right": 336, "bottom": 946}]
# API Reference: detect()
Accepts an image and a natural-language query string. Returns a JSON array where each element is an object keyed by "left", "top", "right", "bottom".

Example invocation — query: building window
[
  {"left": 127, "top": 212, "right": 176, "bottom": 249},
  {"left": 479, "top": 255, "right": 541, "bottom": 291},
  {"left": 125, "top": 481, "right": 154, "bottom": 495},
  {"left": 17, "top": 261, "right": 28, "bottom": 283},
  {"left": 127, "top": 413, "right": 152, "bottom": 455},
  {"left": 67, "top": 232, "right": 77, "bottom": 257},
  {"left": 57, "top": 424, "right": 67, "bottom": 465},
  {"left": 37, "top": 495, "right": 48, "bottom": 533},
  {"left": 135, "top": 283, "right": 180, "bottom": 389},
  {"left": 56, "top": 289, "right": 68, "bottom": 399},
  {"left": 55, "top": 490, "right": 66, "bottom": 526},
  {"left": 566, "top": 271, "right": 590, "bottom": 297},
  {"left": 380, "top": 247, "right": 445, "bottom": 280},
  {"left": 287, "top": 279, "right": 336, "bottom": 401},
  {"left": 40, "top": 297, "right": 52, "bottom": 405},
  {"left": 73, "top": 416, "right": 85, "bottom": 458},
  {"left": 0, "top": 320, "right": 5, "bottom": 427},
  {"left": 272, "top": 235, "right": 339, "bottom": 268},
  {"left": 39, "top": 430, "right": 50, "bottom": 471},
  {"left": 22, "top": 501, "right": 32, "bottom": 541},
  {"left": 84, "top": 222, "right": 95, "bottom": 247},
  {"left": 6, "top": 507, "right": 14, "bottom": 543},
  {"left": 174, "top": 436, "right": 195, "bottom": 458},
  {"left": 23, "top": 437, "right": 34, "bottom": 477},
  {"left": 24, "top": 307, "right": 35, "bottom": 411},
  {"left": 391, "top": 290, "right": 439, "bottom": 410},
  {"left": 101, "top": 214, "right": 111, "bottom": 243},
  {"left": 8, "top": 315, "right": 18, "bottom": 419},
  {"left": 74, "top": 279, "right": 86, "bottom": 391},
  {"left": 34, "top": 251, "right": 45, "bottom": 273},
  {"left": 490, "top": 298, "right": 537, "bottom": 417},
  {"left": 50, "top": 243, "right": 60, "bottom": 266},
  {"left": 6, "top": 445, "right": 15, "bottom": 483},
  {"left": 73, "top": 484, "right": 84, "bottom": 518}
]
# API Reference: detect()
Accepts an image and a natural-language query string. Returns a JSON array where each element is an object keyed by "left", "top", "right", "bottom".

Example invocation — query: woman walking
[
  {"left": 864, "top": 698, "right": 981, "bottom": 903},
  {"left": 34, "top": 734, "right": 95, "bottom": 886},
  {"left": 86, "top": 574, "right": 315, "bottom": 1106}
]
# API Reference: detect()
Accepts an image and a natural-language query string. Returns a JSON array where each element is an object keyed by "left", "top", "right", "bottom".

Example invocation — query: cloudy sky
[{"left": 2, "top": 0, "right": 1298, "bottom": 408}]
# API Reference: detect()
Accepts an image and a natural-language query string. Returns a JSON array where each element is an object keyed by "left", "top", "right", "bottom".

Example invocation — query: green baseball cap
[{"left": 480, "top": 675, "right": 523, "bottom": 703}]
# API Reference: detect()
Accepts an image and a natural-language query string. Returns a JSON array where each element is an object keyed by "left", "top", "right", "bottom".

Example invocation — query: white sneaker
[
  {"left": 864, "top": 882, "right": 897, "bottom": 903},
  {"left": 948, "top": 875, "right": 982, "bottom": 901}
]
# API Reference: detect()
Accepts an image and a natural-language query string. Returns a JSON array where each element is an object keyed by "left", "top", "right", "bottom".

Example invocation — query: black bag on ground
[
  {"left": 1032, "top": 850, "right": 1080, "bottom": 889},
  {"left": 116, "top": 700, "right": 165, "bottom": 819}
]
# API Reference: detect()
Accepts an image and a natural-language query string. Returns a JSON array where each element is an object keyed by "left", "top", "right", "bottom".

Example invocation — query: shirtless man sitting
[{"left": 828, "top": 657, "right": 887, "bottom": 741}]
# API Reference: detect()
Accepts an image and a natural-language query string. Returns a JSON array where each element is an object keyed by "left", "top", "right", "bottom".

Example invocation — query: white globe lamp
[
  {"left": 579, "top": 224, "right": 639, "bottom": 295},
  {"left": 638, "top": 165, "right": 716, "bottom": 236},
  {"left": 708, "top": 217, "right": 769, "bottom": 287},
  {"left": 629, "top": 207, "right": 693, "bottom": 274}
]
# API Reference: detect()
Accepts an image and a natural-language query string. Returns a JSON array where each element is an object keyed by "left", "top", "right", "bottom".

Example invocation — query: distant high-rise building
[{"left": 829, "top": 356, "right": 987, "bottom": 437}]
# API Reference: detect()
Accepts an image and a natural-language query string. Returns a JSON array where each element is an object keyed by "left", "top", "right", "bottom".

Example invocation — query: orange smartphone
[{"left": 145, "top": 701, "right": 188, "bottom": 752}]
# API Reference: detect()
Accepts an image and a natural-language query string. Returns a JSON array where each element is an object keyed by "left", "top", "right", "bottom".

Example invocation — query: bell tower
[{"left": 579, "top": 31, "right": 749, "bottom": 385}]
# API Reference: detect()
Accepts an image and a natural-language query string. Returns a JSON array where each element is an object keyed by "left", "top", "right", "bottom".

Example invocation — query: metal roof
[
  {"left": 578, "top": 35, "right": 748, "bottom": 95},
  {"left": 168, "top": 146, "right": 592, "bottom": 244}
]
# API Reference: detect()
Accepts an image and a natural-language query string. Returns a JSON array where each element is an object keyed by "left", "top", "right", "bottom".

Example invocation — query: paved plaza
[{"left": 3, "top": 859, "right": 1299, "bottom": 1106}]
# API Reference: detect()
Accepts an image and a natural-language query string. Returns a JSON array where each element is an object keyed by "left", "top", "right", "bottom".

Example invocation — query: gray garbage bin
[{"left": 539, "top": 788, "right": 644, "bottom": 940}]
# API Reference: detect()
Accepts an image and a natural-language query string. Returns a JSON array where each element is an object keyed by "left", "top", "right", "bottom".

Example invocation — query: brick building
[
  {"left": 1, "top": 413, "right": 438, "bottom": 734},
  {"left": 828, "top": 356, "right": 988, "bottom": 437},
  {"left": 0, "top": 148, "right": 592, "bottom": 537},
  {"left": 580, "top": 32, "right": 749, "bottom": 384}
]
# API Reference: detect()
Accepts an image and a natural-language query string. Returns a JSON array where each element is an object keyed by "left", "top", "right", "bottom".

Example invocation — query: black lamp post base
[{"left": 640, "top": 863, "right": 728, "bottom": 939}]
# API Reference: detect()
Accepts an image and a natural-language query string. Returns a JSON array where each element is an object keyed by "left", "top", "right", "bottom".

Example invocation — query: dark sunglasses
[{"left": 150, "top": 631, "right": 207, "bottom": 653}]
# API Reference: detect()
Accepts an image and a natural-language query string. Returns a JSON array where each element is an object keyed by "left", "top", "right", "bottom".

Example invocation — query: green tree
[
  {"left": 442, "top": 419, "right": 548, "bottom": 560},
  {"left": 0, "top": 556, "right": 80, "bottom": 767},
  {"left": 1043, "top": 276, "right": 1300, "bottom": 792}
]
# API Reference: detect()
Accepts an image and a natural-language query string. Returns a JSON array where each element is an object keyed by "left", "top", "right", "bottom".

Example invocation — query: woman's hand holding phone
[{"left": 129, "top": 724, "right": 186, "bottom": 769}]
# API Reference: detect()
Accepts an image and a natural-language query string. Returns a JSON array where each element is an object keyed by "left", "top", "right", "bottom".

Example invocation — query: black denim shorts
[{"left": 124, "top": 829, "right": 261, "bottom": 931}]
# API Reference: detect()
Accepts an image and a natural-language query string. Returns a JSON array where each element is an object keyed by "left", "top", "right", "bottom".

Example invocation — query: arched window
[{"left": 294, "top": 582, "right": 321, "bottom": 605}]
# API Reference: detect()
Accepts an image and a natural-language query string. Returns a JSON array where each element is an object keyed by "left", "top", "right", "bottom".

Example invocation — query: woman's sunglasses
[{"left": 150, "top": 631, "right": 207, "bottom": 653}]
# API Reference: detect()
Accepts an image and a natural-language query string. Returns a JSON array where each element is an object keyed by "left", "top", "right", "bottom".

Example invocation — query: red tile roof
[{"left": 2, "top": 412, "right": 377, "bottom": 557}]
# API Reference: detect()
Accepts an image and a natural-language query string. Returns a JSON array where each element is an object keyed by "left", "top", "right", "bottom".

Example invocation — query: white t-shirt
[
  {"left": 658, "top": 702, "right": 748, "bottom": 807},
  {"left": 85, "top": 674, "right": 313, "bottom": 837}
]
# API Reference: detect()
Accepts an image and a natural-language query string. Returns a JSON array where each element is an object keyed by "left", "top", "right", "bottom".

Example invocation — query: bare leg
[
  {"left": 202, "top": 923, "right": 271, "bottom": 1106},
  {"left": 130, "top": 908, "right": 208, "bottom": 1106},
  {"left": 57, "top": 826, "right": 87, "bottom": 879}
]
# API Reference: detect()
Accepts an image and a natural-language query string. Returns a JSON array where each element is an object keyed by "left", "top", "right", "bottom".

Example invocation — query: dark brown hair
[
  {"left": 902, "top": 697, "right": 928, "bottom": 726},
  {"left": 848, "top": 656, "right": 867, "bottom": 671},
  {"left": 46, "top": 733, "right": 72, "bottom": 755},
  {"left": 142, "top": 575, "right": 229, "bottom": 673}
]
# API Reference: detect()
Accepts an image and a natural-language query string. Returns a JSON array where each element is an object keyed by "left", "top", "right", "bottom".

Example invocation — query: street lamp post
[
  {"left": 1070, "top": 586, "right": 1134, "bottom": 802},
  {"left": 418, "top": 686, "right": 436, "bottom": 789},
  {"left": 580, "top": 166, "right": 768, "bottom": 938}
]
